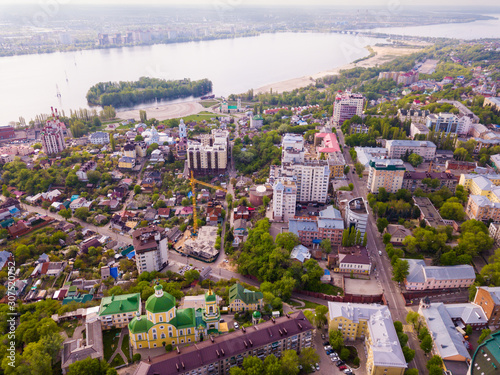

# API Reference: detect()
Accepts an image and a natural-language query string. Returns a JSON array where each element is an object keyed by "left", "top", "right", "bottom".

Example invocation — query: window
[
  {"left": 138, "top": 334, "right": 142, "bottom": 340},
  {"left": 161, "top": 333, "right": 166, "bottom": 339},
  {"left": 159, "top": 316, "right": 163, "bottom": 322}
]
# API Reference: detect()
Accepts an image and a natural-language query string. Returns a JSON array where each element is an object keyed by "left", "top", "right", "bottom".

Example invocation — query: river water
[
  {"left": 0, "top": 32, "right": 381, "bottom": 124},
  {"left": 367, "top": 14, "right": 500, "bottom": 40}
]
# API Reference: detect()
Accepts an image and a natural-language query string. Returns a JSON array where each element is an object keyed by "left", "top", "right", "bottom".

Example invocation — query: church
[{"left": 128, "top": 284, "right": 220, "bottom": 349}]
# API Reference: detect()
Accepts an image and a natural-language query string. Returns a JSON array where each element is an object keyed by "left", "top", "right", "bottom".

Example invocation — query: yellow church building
[{"left": 128, "top": 284, "right": 220, "bottom": 349}]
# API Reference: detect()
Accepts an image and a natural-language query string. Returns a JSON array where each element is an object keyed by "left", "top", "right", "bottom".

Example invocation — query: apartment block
[
  {"left": 272, "top": 180, "right": 297, "bottom": 222},
  {"left": 288, "top": 206, "right": 344, "bottom": 246},
  {"left": 332, "top": 92, "right": 364, "bottom": 126},
  {"left": 405, "top": 259, "right": 475, "bottom": 291},
  {"left": 466, "top": 194, "right": 500, "bottom": 221},
  {"left": 426, "top": 112, "right": 472, "bottom": 135},
  {"left": 132, "top": 225, "right": 169, "bottom": 273},
  {"left": 281, "top": 133, "right": 306, "bottom": 164},
  {"left": 459, "top": 174, "right": 500, "bottom": 195},
  {"left": 132, "top": 311, "right": 313, "bottom": 375},
  {"left": 473, "top": 286, "right": 500, "bottom": 329},
  {"left": 355, "top": 147, "right": 388, "bottom": 168},
  {"left": 41, "top": 118, "right": 66, "bottom": 155},
  {"left": 328, "top": 302, "right": 407, "bottom": 375},
  {"left": 385, "top": 140, "right": 436, "bottom": 161},
  {"left": 89, "top": 131, "right": 110, "bottom": 145},
  {"left": 187, "top": 143, "right": 227, "bottom": 176},
  {"left": 367, "top": 159, "right": 405, "bottom": 193}
]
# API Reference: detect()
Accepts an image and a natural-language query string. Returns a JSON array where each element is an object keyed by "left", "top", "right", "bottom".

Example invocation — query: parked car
[
  {"left": 324, "top": 345, "right": 332, "bottom": 351},
  {"left": 326, "top": 349, "right": 334, "bottom": 355},
  {"left": 336, "top": 360, "right": 345, "bottom": 366},
  {"left": 339, "top": 365, "right": 347, "bottom": 370},
  {"left": 323, "top": 341, "right": 330, "bottom": 346},
  {"left": 315, "top": 364, "right": 320, "bottom": 371},
  {"left": 321, "top": 333, "right": 325, "bottom": 340},
  {"left": 234, "top": 322, "right": 239, "bottom": 329},
  {"left": 344, "top": 370, "right": 353, "bottom": 375}
]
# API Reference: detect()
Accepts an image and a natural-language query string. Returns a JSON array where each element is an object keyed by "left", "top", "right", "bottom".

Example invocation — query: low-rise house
[
  {"left": 288, "top": 206, "right": 344, "bottom": 247},
  {"left": 176, "top": 206, "right": 193, "bottom": 217},
  {"left": 0, "top": 250, "right": 13, "bottom": 270},
  {"left": 233, "top": 219, "right": 248, "bottom": 237},
  {"left": 158, "top": 208, "right": 171, "bottom": 218},
  {"left": 384, "top": 224, "right": 412, "bottom": 244},
  {"left": 233, "top": 205, "right": 250, "bottom": 220},
  {"left": 144, "top": 207, "right": 158, "bottom": 222},
  {"left": 166, "top": 226, "right": 182, "bottom": 243},
  {"left": 149, "top": 149, "right": 164, "bottom": 164},
  {"left": 290, "top": 244, "right": 311, "bottom": 263},
  {"left": 41, "top": 189, "right": 62, "bottom": 203},
  {"left": 76, "top": 161, "right": 97, "bottom": 181},
  {"left": 61, "top": 318, "right": 103, "bottom": 374},
  {"left": 89, "top": 131, "right": 110, "bottom": 144},
  {"left": 228, "top": 283, "right": 263, "bottom": 312},
  {"left": 118, "top": 156, "right": 136, "bottom": 169},
  {"left": 402, "top": 171, "right": 459, "bottom": 193},
  {"left": 473, "top": 286, "right": 500, "bottom": 329},
  {"left": 99, "top": 293, "right": 141, "bottom": 329},
  {"left": 405, "top": 259, "right": 476, "bottom": 291},
  {"left": 79, "top": 237, "right": 102, "bottom": 254},
  {"left": 8, "top": 221, "right": 29, "bottom": 238},
  {"left": 337, "top": 245, "right": 372, "bottom": 275},
  {"left": 97, "top": 199, "right": 119, "bottom": 210},
  {"left": 70, "top": 197, "right": 91, "bottom": 210}
]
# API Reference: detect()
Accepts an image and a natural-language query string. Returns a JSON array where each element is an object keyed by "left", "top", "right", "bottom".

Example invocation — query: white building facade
[{"left": 272, "top": 180, "right": 297, "bottom": 222}]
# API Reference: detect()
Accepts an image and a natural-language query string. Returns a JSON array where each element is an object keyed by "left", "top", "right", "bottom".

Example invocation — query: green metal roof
[
  {"left": 99, "top": 293, "right": 140, "bottom": 316},
  {"left": 471, "top": 331, "right": 500, "bottom": 375},
  {"left": 170, "top": 308, "right": 196, "bottom": 329},
  {"left": 229, "top": 284, "right": 263, "bottom": 305},
  {"left": 253, "top": 115, "right": 263, "bottom": 120},
  {"left": 145, "top": 286, "right": 176, "bottom": 314},
  {"left": 62, "top": 294, "right": 93, "bottom": 305},
  {"left": 253, "top": 311, "right": 261, "bottom": 318},
  {"left": 205, "top": 291, "right": 216, "bottom": 302},
  {"left": 128, "top": 315, "right": 154, "bottom": 334}
]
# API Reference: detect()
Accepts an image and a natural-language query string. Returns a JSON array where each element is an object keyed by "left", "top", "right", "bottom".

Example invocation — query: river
[
  {"left": 366, "top": 14, "right": 500, "bottom": 40},
  {"left": 0, "top": 32, "right": 381, "bottom": 124}
]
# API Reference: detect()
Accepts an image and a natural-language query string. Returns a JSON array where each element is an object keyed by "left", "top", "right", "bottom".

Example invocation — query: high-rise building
[
  {"left": 41, "top": 114, "right": 66, "bottom": 155},
  {"left": 132, "top": 225, "right": 169, "bottom": 273},
  {"left": 367, "top": 159, "right": 406, "bottom": 193},
  {"left": 332, "top": 92, "right": 364, "bottom": 126},
  {"left": 426, "top": 112, "right": 472, "bottom": 135},
  {"left": 272, "top": 180, "right": 297, "bottom": 222},
  {"left": 281, "top": 160, "right": 330, "bottom": 203}
]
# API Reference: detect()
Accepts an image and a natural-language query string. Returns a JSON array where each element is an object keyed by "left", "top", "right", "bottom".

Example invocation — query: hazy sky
[{"left": 0, "top": 0, "right": 498, "bottom": 6}]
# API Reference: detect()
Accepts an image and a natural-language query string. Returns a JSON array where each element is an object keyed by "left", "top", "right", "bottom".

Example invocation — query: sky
[{"left": 0, "top": 0, "right": 498, "bottom": 6}]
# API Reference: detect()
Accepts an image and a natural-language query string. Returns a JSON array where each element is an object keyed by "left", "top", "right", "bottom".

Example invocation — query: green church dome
[
  {"left": 253, "top": 311, "right": 261, "bottom": 318},
  {"left": 145, "top": 284, "right": 176, "bottom": 314}
]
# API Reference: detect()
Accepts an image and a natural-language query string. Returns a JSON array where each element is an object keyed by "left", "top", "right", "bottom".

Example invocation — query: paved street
[{"left": 337, "top": 127, "right": 427, "bottom": 374}]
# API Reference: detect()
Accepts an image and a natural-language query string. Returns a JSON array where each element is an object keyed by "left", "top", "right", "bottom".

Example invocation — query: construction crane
[{"left": 190, "top": 170, "right": 228, "bottom": 236}]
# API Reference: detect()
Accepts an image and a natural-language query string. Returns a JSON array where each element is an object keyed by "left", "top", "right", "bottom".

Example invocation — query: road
[{"left": 337, "top": 127, "right": 427, "bottom": 373}]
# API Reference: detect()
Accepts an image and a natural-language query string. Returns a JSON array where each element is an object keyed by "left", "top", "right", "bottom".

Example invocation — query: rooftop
[
  {"left": 99, "top": 293, "right": 140, "bottom": 316},
  {"left": 406, "top": 259, "right": 476, "bottom": 284}
]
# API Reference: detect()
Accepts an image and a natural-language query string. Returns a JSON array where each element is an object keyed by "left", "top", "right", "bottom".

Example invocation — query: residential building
[
  {"left": 355, "top": 147, "right": 388, "bottom": 168},
  {"left": 118, "top": 156, "right": 136, "bottom": 169},
  {"left": 288, "top": 206, "right": 344, "bottom": 247},
  {"left": 385, "top": 140, "right": 436, "bottom": 161},
  {"left": 378, "top": 70, "right": 419, "bottom": 85},
  {"left": 131, "top": 311, "right": 313, "bottom": 375},
  {"left": 327, "top": 151, "right": 346, "bottom": 179},
  {"left": 466, "top": 194, "right": 500, "bottom": 221},
  {"left": 337, "top": 246, "right": 372, "bottom": 275},
  {"left": 491, "top": 154, "right": 500, "bottom": 170},
  {"left": 281, "top": 133, "right": 305, "bottom": 164},
  {"left": 272, "top": 180, "right": 297, "bottom": 222},
  {"left": 129, "top": 285, "right": 219, "bottom": 349},
  {"left": 410, "top": 122, "right": 430, "bottom": 138},
  {"left": 99, "top": 293, "right": 141, "bottom": 329},
  {"left": 290, "top": 244, "right": 311, "bottom": 263},
  {"left": 327, "top": 302, "right": 407, "bottom": 375},
  {"left": 149, "top": 149, "right": 164, "bottom": 164},
  {"left": 405, "top": 259, "right": 476, "bottom": 291},
  {"left": 250, "top": 114, "right": 263, "bottom": 129},
  {"left": 76, "top": 161, "right": 97, "bottom": 181},
  {"left": 89, "top": 131, "right": 110, "bottom": 145},
  {"left": 314, "top": 132, "right": 346, "bottom": 178},
  {"left": 473, "top": 286, "right": 500, "bottom": 329},
  {"left": 419, "top": 299, "right": 487, "bottom": 362},
  {"left": 41, "top": 118, "right": 66, "bottom": 155},
  {"left": 402, "top": 171, "right": 459, "bottom": 193},
  {"left": 183, "top": 226, "right": 219, "bottom": 262},
  {"left": 459, "top": 174, "right": 500, "bottom": 195},
  {"left": 413, "top": 196, "right": 448, "bottom": 227},
  {"left": 483, "top": 96, "right": 500, "bottom": 111},
  {"left": 426, "top": 113, "right": 472, "bottom": 135},
  {"left": 123, "top": 142, "right": 137, "bottom": 158},
  {"left": 61, "top": 318, "right": 103, "bottom": 374},
  {"left": 233, "top": 205, "right": 250, "bottom": 220},
  {"left": 489, "top": 222, "right": 500, "bottom": 244},
  {"left": 271, "top": 160, "right": 330, "bottom": 203},
  {"left": 332, "top": 92, "right": 364, "bottom": 126},
  {"left": 0, "top": 125, "right": 15, "bottom": 140},
  {"left": 228, "top": 283, "right": 264, "bottom": 312},
  {"left": 136, "top": 141, "right": 148, "bottom": 157},
  {"left": 345, "top": 197, "right": 368, "bottom": 236},
  {"left": 367, "top": 159, "right": 406, "bottom": 193},
  {"left": 187, "top": 143, "right": 227, "bottom": 176},
  {"left": 383, "top": 225, "right": 412, "bottom": 244},
  {"left": 468, "top": 330, "right": 500, "bottom": 375},
  {"left": 132, "top": 225, "right": 169, "bottom": 273}
]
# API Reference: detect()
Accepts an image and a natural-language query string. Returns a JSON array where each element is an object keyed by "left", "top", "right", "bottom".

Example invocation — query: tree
[
  {"left": 315, "top": 305, "right": 328, "bottom": 328},
  {"left": 478, "top": 328, "right": 492, "bottom": 344},
  {"left": 362, "top": 232, "right": 367, "bottom": 247},
  {"left": 303, "top": 310, "right": 315, "bottom": 326},
  {"left": 320, "top": 239, "right": 332, "bottom": 253},
  {"left": 402, "top": 346, "right": 415, "bottom": 362},
  {"left": 420, "top": 335, "right": 433, "bottom": 354},
  {"left": 139, "top": 110, "right": 147, "bottom": 123},
  {"left": 440, "top": 201, "right": 465, "bottom": 221},
  {"left": 406, "top": 311, "right": 420, "bottom": 328},
  {"left": 280, "top": 350, "right": 300, "bottom": 375},
  {"left": 275, "top": 232, "right": 300, "bottom": 253},
  {"left": 242, "top": 356, "right": 264, "bottom": 375},
  {"left": 377, "top": 218, "right": 389, "bottom": 233},
  {"left": 132, "top": 353, "right": 141, "bottom": 362},
  {"left": 392, "top": 259, "right": 409, "bottom": 283},
  {"left": 405, "top": 369, "right": 419, "bottom": 375},
  {"left": 408, "top": 153, "right": 423, "bottom": 167},
  {"left": 67, "top": 357, "right": 113, "bottom": 375},
  {"left": 134, "top": 185, "right": 142, "bottom": 195},
  {"left": 426, "top": 355, "right": 443, "bottom": 370},
  {"left": 383, "top": 233, "right": 392, "bottom": 244},
  {"left": 340, "top": 347, "right": 350, "bottom": 361},
  {"left": 184, "top": 269, "right": 200, "bottom": 284},
  {"left": 87, "top": 170, "right": 101, "bottom": 185},
  {"left": 74, "top": 207, "right": 90, "bottom": 221},
  {"left": 394, "top": 321, "right": 403, "bottom": 333},
  {"left": 299, "top": 347, "right": 319, "bottom": 373},
  {"left": 465, "top": 325, "right": 473, "bottom": 336},
  {"left": 33, "top": 143, "right": 42, "bottom": 149},
  {"left": 329, "top": 329, "right": 344, "bottom": 351},
  {"left": 135, "top": 134, "right": 144, "bottom": 142},
  {"left": 109, "top": 133, "right": 116, "bottom": 151}
]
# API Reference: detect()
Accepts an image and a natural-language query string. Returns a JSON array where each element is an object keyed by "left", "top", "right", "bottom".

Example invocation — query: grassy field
[
  {"left": 59, "top": 321, "right": 77, "bottom": 338},
  {"left": 298, "top": 300, "right": 323, "bottom": 310},
  {"left": 122, "top": 334, "right": 131, "bottom": 362},
  {"left": 102, "top": 328, "right": 121, "bottom": 361},
  {"left": 182, "top": 111, "right": 221, "bottom": 122},
  {"left": 199, "top": 100, "right": 219, "bottom": 108}
]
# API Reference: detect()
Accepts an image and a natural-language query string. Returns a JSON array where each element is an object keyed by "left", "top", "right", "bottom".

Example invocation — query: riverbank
[{"left": 255, "top": 44, "right": 426, "bottom": 94}]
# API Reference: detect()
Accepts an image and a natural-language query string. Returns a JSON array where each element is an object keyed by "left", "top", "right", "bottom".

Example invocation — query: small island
[{"left": 86, "top": 76, "right": 212, "bottom": 107}]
